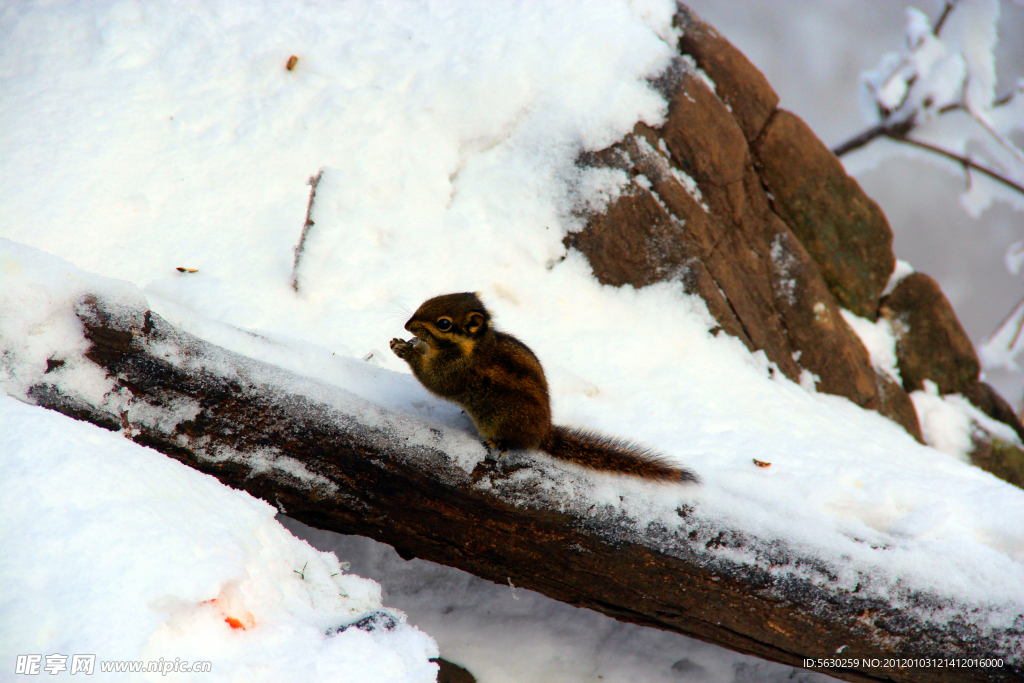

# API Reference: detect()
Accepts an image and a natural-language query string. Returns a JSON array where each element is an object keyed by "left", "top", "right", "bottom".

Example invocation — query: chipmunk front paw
[{"left": 390, "top": 337, "right": 415, "bottom": 360}]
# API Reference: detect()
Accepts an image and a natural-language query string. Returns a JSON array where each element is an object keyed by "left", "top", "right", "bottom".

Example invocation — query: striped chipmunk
[{"left": 390, "top": 292, "right": 698, "bottom": 483}]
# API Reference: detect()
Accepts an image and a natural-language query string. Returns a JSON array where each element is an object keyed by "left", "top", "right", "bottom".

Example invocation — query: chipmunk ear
[{"left": 465, "top": 310, "right": 488, "bottom": 336}]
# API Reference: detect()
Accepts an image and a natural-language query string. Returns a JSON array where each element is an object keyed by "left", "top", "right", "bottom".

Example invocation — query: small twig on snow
[{"left": 291, "top": 169, "right": 323, "bottom": 292}]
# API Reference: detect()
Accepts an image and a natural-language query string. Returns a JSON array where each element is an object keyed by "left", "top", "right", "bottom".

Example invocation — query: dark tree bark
[{"left": 10, "top": 295, "right": 1020, "bottom": 683}]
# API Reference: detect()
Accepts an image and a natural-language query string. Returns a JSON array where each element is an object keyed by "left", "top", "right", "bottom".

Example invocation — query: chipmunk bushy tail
[{"left": 541, "top": 426, "right": 699, "bottom": 483}]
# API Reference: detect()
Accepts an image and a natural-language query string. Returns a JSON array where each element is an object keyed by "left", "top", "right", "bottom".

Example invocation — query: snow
[
  {"left": 2, "top": 1, "right": 1024, "bottom": 681},
  {"left": 882, "top": 258, "right": 915, "bottom": 296},
  {"left": 0, "top": 393, "right": 438, "bottom": 682},
  {"left": 911, "top": 379, "right": 1022, "bottom": 462},
  {"left": 769, "top": 235, "right": 799, "bottom": 306},
  {"left": 281, "top": 519, "right": 840, "bottom": 683},
  {"left": 857, "top": 0, "right": 1000, "bottom": 124},
  {"left": 840, "top": 308, "right": 901, "bottom": 382}
]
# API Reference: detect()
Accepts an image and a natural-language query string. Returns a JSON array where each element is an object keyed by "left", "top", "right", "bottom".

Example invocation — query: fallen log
[{"left": 9, "top": 294, "right": 1020, "bottom": 683}]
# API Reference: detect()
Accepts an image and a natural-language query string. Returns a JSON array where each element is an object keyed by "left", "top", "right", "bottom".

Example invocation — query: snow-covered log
[{"left": 13, "top": 294, "right": 1019, "bottom": 683}]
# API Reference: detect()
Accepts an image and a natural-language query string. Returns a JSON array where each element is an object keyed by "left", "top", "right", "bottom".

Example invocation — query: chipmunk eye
[{"left": 436, "top": 317, "right": 452, "bottom": 331}]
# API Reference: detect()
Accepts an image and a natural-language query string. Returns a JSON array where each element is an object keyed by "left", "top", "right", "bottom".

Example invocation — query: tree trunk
[{"left": 11, "top": 295, "right": 1019, "bottom": 683}]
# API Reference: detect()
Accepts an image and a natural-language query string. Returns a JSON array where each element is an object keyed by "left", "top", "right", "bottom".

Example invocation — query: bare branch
[
  {"left": 892, "top": 135, "right": 1024, "bottom": 197},
  {"left": 969, "top": 109, "right": 1024, "bottom": 167},
  {"left": 982, "top": 294, "right": 1024, "bottom": 354},
  {"left": 931, "top": 0, "right": 958, "bottom": 37},
  {"left": 833, "top": 90, "right": 1024, "bottom": 200},
  {"left": 831, "top": 119, "right": 913, "bottom": 157}
]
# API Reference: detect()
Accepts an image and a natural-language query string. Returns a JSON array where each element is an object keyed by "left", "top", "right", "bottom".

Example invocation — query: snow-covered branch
[{"left": 833, "top": 0, "right": 1024, "bottom": 203}]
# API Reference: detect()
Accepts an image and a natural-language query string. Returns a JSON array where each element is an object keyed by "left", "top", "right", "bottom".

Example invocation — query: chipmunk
[{"left": 389, "top": 292, "right": 698, "bottom": 483}]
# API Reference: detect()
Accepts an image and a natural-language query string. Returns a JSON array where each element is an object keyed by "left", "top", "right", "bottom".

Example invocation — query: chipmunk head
[{"left": 405, "top": 292, "right": 491, "bottom": 348}]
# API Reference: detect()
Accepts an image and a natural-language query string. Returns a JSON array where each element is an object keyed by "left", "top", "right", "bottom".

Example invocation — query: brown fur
[{"left": 390, "top": 293, "right": 698, "bottom": 484}]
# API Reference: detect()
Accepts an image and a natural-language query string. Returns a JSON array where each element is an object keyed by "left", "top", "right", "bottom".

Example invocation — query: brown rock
[
  {"left": 563, "top": 8, "right": 940, "bottom": 442},
  {"left": 569, "top": 126, "right": 803, "bottom": 382},
  {"left": 672, "top": 5, "right": 779, "bottom": 142},
  {"left": 969, "top": 432, "right": 1024, "bottom": 490},
  {"left": 762, "top": 224, "right": 921, "bottom": 439},
  {"left": 651, "top": 75, "right": 806, "bottom": 380},
  {"left": 566, "top": 139, "right": 759, "bottom": 358},
  {"left": 562, "top": 181, "right": 690, "bottom": 289},
  {"left": 962, "top": 382, "right": 1024, "bottom": 443},
  {"left": 753, "top": 110, "right": 895, "bottom": 319},
  {"left": 763, "top": 224, "right": 875, "bottom": 403},
  {"left": 434, "top": 658, "right": 476, "bottom": 683},
  {"left": 763, "top": 221, "right": 920, "bottom": 438},
  {"left": 869, "top": 371, "right": 924, "bottom": 443},
  {"left": 880, "top": 276, "right": 1022, "bottom": 452},
  {"left": 880, "top": 273, "right": 980, "bottom": 395},
  {"left": 566, "top": 112, "right": 921, "bottom": 440},
  {"left": 568, "top": 0, "right": 1024, "bottom": 476},
  {"left": 659, "top": 69, "right": 751, "bottom": 224}
]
